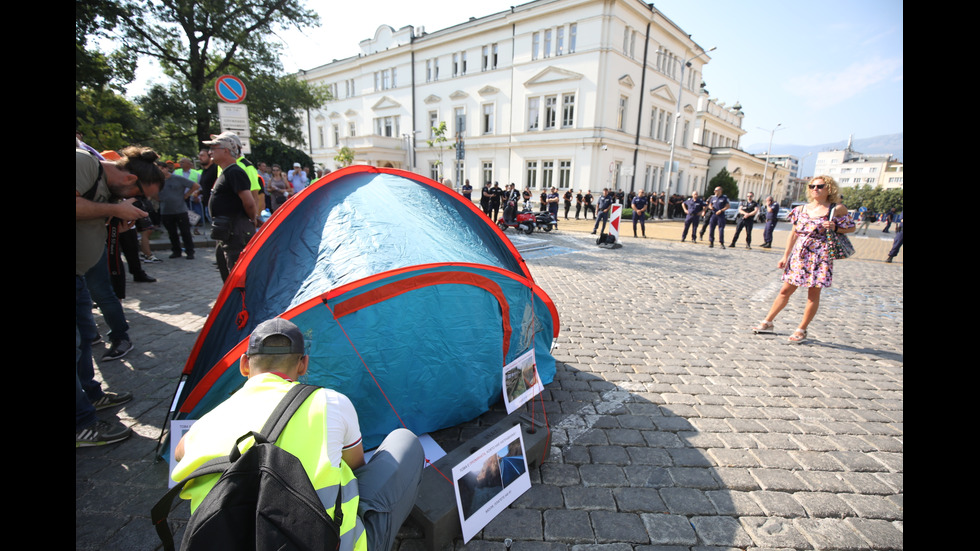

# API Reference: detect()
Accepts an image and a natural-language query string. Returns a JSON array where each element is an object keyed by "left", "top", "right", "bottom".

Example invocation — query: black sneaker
[
  {"left": 102, "top": 340, "right": 134, "bottom": 361},
  {"left": 76, "top": 418, "right": 132, "bottom": 447},
  {"left": 134, "top": 272, "right": 157, "bottom": 283},
  {"left": 91, "top": 391, "right": 133, "bottom": 410},
  {"left": 169, "top": 253, "right": 182, "bottom": 259}
]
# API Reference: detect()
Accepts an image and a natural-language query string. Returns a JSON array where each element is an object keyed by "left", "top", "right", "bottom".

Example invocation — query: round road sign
[{"left": 215, "top": 75, "right": 247, "bottom": 104}]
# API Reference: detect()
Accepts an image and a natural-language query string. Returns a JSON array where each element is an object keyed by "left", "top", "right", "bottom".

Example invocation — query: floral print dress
[{"left": 782, "top": 206, "right": 855, "bottom": 288}]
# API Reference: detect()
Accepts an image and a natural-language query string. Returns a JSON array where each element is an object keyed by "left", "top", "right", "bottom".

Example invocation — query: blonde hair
[{"left": 808, "top": 175, "right": 841, "bottom": 204}]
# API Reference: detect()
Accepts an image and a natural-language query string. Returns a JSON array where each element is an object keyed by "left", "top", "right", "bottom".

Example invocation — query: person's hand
[{"left": 113, "top": 198, "right": 149, "bottom": 221}]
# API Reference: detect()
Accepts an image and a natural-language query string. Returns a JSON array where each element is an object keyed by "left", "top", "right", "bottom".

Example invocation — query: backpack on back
[{"left": 152, "top": 384, "right": 344, "bottom": 551}]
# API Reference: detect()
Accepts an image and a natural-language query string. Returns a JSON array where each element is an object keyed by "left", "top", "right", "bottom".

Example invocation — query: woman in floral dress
[{"left": 752, "top": 175, "right": 855, "bottom": 342}]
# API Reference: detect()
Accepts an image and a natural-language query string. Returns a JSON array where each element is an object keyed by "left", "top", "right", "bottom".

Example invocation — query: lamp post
[
  {"left": 663, "top": 47, "right": 715, "bottom": 201},
  {"left": 758, "top": 124, "right": 784, "bottom": 198}
]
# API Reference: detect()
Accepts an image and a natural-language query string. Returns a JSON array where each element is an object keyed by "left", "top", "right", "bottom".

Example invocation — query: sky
[{"left": 129, "top": 0, "right": 903, "bottom": 150}]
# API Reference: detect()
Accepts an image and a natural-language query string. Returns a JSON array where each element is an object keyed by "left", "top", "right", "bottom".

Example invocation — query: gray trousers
[{"left": 354, "top": 428, "right": 424, "bottom": 551}]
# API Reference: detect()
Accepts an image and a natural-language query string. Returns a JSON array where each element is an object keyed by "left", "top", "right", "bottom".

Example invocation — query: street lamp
[
  {"left": 758, "top": 124, "right": 785, "bottom": 198},
  {"left": 663, "top": 46, "right": 715, "bottom": 202}
]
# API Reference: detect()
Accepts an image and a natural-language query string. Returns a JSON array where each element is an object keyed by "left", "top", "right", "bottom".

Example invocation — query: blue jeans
[
  {"left": 76, "top": 276, "right": 101, "bottom": 430},
  {"left": 85, "top": 247, "right": 129, "bottom": 344}
]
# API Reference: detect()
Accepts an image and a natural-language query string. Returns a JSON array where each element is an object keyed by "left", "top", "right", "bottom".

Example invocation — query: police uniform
[
  {"left": 762, "top": 201, "right": 780, "bottom": 247},
  {"left": 730, "top": 198, "right": 760, "bottom": 248},
  {"left": 705, "top": 193, "right": 730, "bottom": 248},
  {"left": 592, "top": 193, "right": 614, "bottom": 234},
  {"left": 631, "top": 194, "right": 649, "bottom": 237},
  {"left": 681, "top": 196, "right": 706, "bottom": 242}
]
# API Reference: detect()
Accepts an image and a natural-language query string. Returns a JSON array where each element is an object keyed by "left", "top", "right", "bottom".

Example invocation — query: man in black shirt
[{"left": 204, "top": 132, "right": 258, "bottom": 281}]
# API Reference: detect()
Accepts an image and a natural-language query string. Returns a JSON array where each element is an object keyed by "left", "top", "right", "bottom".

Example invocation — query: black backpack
[{"left": 152, "top": 384, "right": 345, "bottom": 551}]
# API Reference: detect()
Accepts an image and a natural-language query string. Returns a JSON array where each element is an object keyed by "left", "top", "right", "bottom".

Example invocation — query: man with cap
[
  {"left": 173, "top": 317, "right": 424, "bottom": 551},
  {"left": 288, "top": 162, "right": 309, "bottom": 194},
  {"left": 204, "top": 132, "right": 258, "bottom": 281}
]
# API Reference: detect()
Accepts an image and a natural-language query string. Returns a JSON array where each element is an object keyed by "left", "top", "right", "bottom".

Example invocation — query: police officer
[
  {"left": 575, "top": 190, "right": 584, "bottom": 219},
  {"left": 705, "top": 186, "right": 730, "bottom": 249},
  {"left": 489, "top": 182, "right": 503, "bottom": 221},
  {"left": 547, "top": 186, "right": 560, "bottom": 227},
  {"left": 503, "top": 183, "right": 520, "bottom": 222},
  {"left": 729, "top": 192, "right": 760, "bottom": 249},
  {"left": 584, "top": 190, "right": 594, "bottom": 220},
  {"left": 760, "top": 196, "right": 780, "bottom": 248},
  {"left": 631, "top": 190, "right": 649, "bottom": 238},
  {"left": 681, "top": 191, "right": 706, "bottom": 243},
  {"left": 480, "top": 181, "right": 492, "bottom": 217},
  {"left": 591, "top": 188, "right": 613, "bottom": 235}
]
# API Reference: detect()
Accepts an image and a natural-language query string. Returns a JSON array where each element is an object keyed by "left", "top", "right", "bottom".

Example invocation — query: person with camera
[
  {"left": 77, "top": 144, "right": 165, "bottom": 447},
  {"left": 205, "top": 132, "right": 259, "bottom": 282}
]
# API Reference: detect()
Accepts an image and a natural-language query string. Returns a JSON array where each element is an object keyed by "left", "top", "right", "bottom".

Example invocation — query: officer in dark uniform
[
  {"left": 591, "top": 188, "right": 613, "bottom": 235},
  {"left": 681, "top": 191, "right": 706, "bottom": 242},
  {"left": 461, "top": 179, "right": 473, "bottom": 202},
  {"left": 480, "top": 182, "right": 492, "bottom": 216},
  {"left": 760, "top": 196, "right": 780, "bottom": 248},
  {"left": 489, "top": 182, "right": 503, "bottom": 221},
  {"left": 584, "top": 191, "right": 594, "bottom": 220},
  {"left": 563, "top": 189, "right": 573, "bottom": 219},
  {"left": 631, "top": 190, "right": 649, "bottom": 237},
  {"left": 705, "top": 186, "right": 730, "bottom": 249},
  {"left": 729, "top": 192, "right": 760, "bottom": 249},
  {"left": 502, "top": 183, "right": 520, "bottom": 222},
  {"left": 575, "top": 190, "right": 583, "bottom": 219},
  {"left": 547, "top": 186, "right": 560, "bottom": 227}
]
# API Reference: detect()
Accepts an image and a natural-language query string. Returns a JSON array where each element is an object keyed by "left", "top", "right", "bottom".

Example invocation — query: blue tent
[{"left": 172, "top": 166, "right": 559, "bottom": 448}]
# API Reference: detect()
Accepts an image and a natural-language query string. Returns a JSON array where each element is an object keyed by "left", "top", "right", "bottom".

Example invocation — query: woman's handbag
[{"left": 826, "top": 203, "right": 855, "bottom": 259}]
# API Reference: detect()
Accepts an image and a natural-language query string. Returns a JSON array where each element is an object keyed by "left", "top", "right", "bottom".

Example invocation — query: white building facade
[
  {"left": 814, "top": 139, "right": 903, "bottom": 189},
  {"left": 296, "top": 0, "right": 743, "bottom": 198}
]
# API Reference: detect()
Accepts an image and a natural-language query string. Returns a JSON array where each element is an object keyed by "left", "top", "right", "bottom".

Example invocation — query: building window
[
  {"left": 453, "top": 53, "right": 459, "bottom": 77},
  {"left": 482, "top": 161, "right": 493, "bottom": 185},
  {"left": 492, "top": 43, "right": 498, "bottom": 69},
  {"left": 348, "top": 122, "right": 356, "bottom": 137},
  {"left": 461, "top": 51, "right": 467, "bottom": 75},
  {"left": 374, "top": 116, "right": 399, "bottom": 137},
  {"left": 544, "top": 95, "right": 557, "bottom": 129},
  {"left": 482, "top": 46, "right": 490, "bottom": 71},
  {"left": 532, "top": 32, "right": 540, "bottom": 60},
  {"left": 569, "top": 24, "right": 577, "bottom": 53},
  {"left": 429, "top": 162, "right": 440, "bottom": 182},
  {"left": 482, "top": 103, "right": 494, "bottom": 134},
  {"left": 630, "top": 30, "right": 637, "bottom": 59},
  {"left": 556, "top": 26, "right": 565, "bottom": 56},
  {"left": 541, "top": 161, "right": 554, "bottom": 189},
  {"left": 481, "top": 44, "right": 498, "bottom": 71},
  {"left": 429, "top": 111, "right": 438, "bottom": 139},
  {"left": 544, "top": 29, "right": 552, "bottom": 58},
  {"left": 433, "top": 58, "right": 439, "bottom": 80},
  {"left": 682, "top": 120, "right": 690, "bottom": 147},
  {"left": 618, "top": 96, "right": 628, "bottom": 131},
  {"left": 317, "top": 126, "right": 324, "bottom": 148},
  {"left": 455, "top": 161, "right": 464, "bottom": 188},
  {"left": 426, "top": 60, "right": 432, "bottom": 82},
  {"left": 454, "top": 107, "right": 466, "bottom": 137},
  {"left": 527, "top": 98, "right": 540, "bottom": 131},
  {"left": 562, "top": 94, "right": 575, "bottom": 128},
  {"left": 558, "top": 161, "right": 571, "bottom": 189},
  {"left": 623, "top": 27, "right": 630, "bottom": 55},
  {"left": 332, "top": 124, "right": 340, "bottom": 146},
  {"left": 526, "top": 161, "right": 538, "bottom": 189}
]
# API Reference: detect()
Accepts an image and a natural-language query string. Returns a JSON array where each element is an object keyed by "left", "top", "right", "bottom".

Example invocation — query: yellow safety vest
[{"left": 172, "top": 374, "right": 367, "bottom": 551}]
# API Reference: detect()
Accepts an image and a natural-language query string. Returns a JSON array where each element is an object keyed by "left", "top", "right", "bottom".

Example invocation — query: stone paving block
[
  {"left": 591, "top": 511, "right": 649, "bottom": 544},
  {"left": 579, "top": 464, "right": 627, "bottom": 487},
  {"left": 739, "top": 516, "right": 812, "bottom": 550},
  {"left": 641, "top": 431, "right": 685, "bottom": 448},
  {"left": 482, "top": 508, "right": 544, "bottom": 541},
  {"left": 796, "top": 471, "right": 853, "bottom": 494},
  {"left": 624, "top": 465, "right": 674, "bottom": 488},
  {"left": 838, "top": 493, "right": 903, "bottom": 520},
  {"left": 667, "top": 467, "right": 720, "bottom": 490},
  {"left": 792, "top": 492, "right": 855, "bottom": 518},
  {"left": 839, "top": 473, "right": 896, "bottom": 495},
  {"left": 793, "top": 518, "right": 870, "bottom": 550},
  {"left": 659, "top": 487, "right": 715, "bottom": 515},
  {"left": 626, "top": 446, "right": 672, "bottom": 466},
  {"left": 705, "top": 489, "right": 764, "bottom": 516},
  {"left": 511, "top": 483, "right": 565, "bottom": 510},
  {"left": 540, "top": 463, "right": 581, "bottom": 486},
  {"left": 711, "top": 468, "right": 761, "bottom": 492},
  {"left": 590, "top": 445, "right": 631, "bottom": 465},
  {"left": 750, "top": 491, "right": 808, "bottom": 517},
  {"left": 788, "top": 451, "right": 846, "bottom": 472},
  {"left": 612, "top": 487, "right": 667, "bottom": 513},
  {"left": 563, "top": 486, "right": 616, "bottom": 510},
  {"left": 750, "top": 449, "right": 804, "bottom": 470},
  {"left": 639, "top": 514, "right": 697, "bottom": 546},
  {"left": 689, "top": 516, "right": 753, "bottom": 548},
  {"left": 845, "top": 518, "right": 904, "bottom": 549},
  {"left": 543, "top": 509, "right": 594, "bottom": 543},
  {"left": 750, "top": 469, "right": 808, "bottom": 492}
]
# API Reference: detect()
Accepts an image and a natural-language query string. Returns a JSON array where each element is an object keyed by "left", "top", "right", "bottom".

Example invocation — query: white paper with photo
[
  {"left": 451, "top": 424, "right": 531, "bottom": 543},
  {"left": 168, "top": 419, "right": 196, "bottom": 488},
  {"left": 502, "top": 348, "right": 542, "bottom": 414}
]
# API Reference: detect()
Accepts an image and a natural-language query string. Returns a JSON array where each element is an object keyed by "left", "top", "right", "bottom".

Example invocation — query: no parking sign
[{"left": 215, "top": 75, "right": 247, "bottom": 103}]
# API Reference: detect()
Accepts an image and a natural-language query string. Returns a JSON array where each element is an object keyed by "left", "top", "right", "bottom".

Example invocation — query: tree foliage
[
  {"left": 426, "top": 122, "right": 455, "bottom": 180},
  {"left": 707, "top": 168, "right": 739, "bottom": 199},
  {"left": 334, "top": 146, "right": 355, "bottom": 168},
  {"left": 839, "top": 185, "right": 903, "bottom": 213},
  {"left": 249, "top": 138, "right": 314, "bottom": 171},
  {"left": 77, "top": 0, "right": 329, "bottom": 153}
]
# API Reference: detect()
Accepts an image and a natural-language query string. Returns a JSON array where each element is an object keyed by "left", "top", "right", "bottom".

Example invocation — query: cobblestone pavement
[{"left": 76, "top": 222, "right": 903, "bottom": 550}]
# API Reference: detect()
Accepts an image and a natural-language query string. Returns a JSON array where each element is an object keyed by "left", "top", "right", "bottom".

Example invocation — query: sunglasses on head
[{"left": 808, "top": 183, "right": 826, "bottom": 190}]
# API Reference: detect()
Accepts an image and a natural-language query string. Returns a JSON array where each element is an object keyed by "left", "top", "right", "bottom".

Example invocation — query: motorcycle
[
  {"left": 497, "top": 201, "right": 536, "bottom": 234},
  {"left": 533, "top": 210, "right": 558, "bottom": 232}
]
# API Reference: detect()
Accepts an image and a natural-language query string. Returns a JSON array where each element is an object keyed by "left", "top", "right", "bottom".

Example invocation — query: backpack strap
[
  {"left": 151, "top": 384, "right": 319, "bottom": 551},
  {"left": 81, "top": 155, "right": 104, "bottom": 201}
]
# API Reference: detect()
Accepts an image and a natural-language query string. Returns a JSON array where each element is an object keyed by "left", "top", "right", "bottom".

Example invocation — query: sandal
[
  {"left": 788, "top": 328, "right": 808, "bottom": 343},
  {"left": 752, "top": 320, "right": 774, "bottom": 334}
]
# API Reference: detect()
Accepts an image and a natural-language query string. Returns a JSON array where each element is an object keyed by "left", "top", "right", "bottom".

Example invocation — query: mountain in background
[{"left": 745, "top": 133, "right": 903, "bottom": 179}]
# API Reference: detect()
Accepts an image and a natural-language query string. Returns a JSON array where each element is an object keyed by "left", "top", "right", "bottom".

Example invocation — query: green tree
[
  {"left": 707, "top": 168, "right": 739, "bottom": 199},
  {"left": 426, "top": 122, "right": 454, "bottom": 181},
  {"left": 249, "top": 138, "right": 314, "bottom": 171},
  {"left": 110, "top": 0, "right": 327, "bottom": 147},
  {"left": 334, "top": 146, "right": 355, "bottom": 168}
]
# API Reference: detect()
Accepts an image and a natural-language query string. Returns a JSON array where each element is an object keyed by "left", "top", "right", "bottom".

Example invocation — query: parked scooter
[
  {"left": 497, "top": 201, "right": 536, "bottom": 234},
  {"left": 533, "top": 210, "right": 558, "bottom": 232}
]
